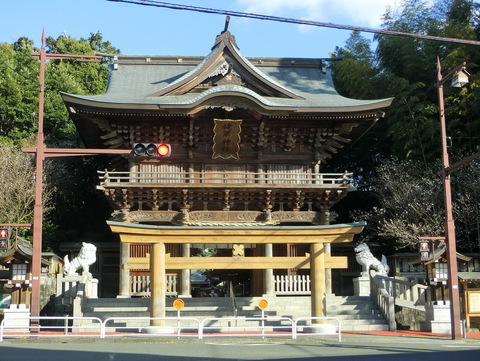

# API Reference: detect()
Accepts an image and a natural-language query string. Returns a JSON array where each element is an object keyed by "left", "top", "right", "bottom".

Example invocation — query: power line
[{"left": 107, "top": 0, "right": 480, "bottom": 46}]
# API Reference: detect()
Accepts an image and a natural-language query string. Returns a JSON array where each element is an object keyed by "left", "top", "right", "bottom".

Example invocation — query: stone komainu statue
[
  {"left": 354, "top": 242, "right": 389, "bottom": 276},
  {"left": 63, "top": 242, "right": 97, "bottom": 276}
]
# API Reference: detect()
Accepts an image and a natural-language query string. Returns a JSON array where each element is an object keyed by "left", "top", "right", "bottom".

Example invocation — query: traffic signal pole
[
  {"left": 30, "top": 33, "right": 47, "bottom": 329},
  {"left": 27, "top": 31, "right": 130, "bottom": 330}
]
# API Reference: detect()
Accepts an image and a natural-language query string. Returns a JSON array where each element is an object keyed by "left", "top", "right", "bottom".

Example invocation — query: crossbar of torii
[{"left": 24, "top": 31, "right": 131, "bottom": 331}]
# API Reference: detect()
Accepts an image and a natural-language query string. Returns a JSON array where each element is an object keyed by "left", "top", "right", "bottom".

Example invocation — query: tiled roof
[{"left": 62, "top": 31, "right": 392, "bottom": 113}]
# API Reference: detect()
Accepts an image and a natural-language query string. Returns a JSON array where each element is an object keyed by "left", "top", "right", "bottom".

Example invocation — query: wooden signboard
[{"left": 465, "top": 290, "right": 480, "bottom": 327}]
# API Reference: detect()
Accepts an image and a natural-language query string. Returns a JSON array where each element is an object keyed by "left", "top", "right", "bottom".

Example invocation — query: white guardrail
[{"left": 0, "top": 316, "right": 341, "bottom": 342}]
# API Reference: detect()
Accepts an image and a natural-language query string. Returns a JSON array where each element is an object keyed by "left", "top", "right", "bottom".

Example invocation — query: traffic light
[
  {"left": 419, "top": 240, "right": 431, "bottom": 261},
  {"left": 132, "top": 143, "right": 171, "bottom": 157},
  {"left": 0, "top": 228, "right": 8, "bottom": 249}
]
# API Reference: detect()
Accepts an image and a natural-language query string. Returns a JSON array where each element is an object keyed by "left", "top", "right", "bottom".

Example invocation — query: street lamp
[{"left": 435, "top": 57, "right": 470, "bottom": 340}]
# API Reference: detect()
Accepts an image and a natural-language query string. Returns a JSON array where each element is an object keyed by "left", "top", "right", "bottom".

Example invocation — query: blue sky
[{"left": 1, "top": 0, "right": 399, "bottom": 58}]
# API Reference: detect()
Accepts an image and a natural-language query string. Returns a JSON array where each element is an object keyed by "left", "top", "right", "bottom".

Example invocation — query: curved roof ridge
[
  {"left": 218, "top": 32, "right": 303, "bottom": 99},
  {"left": 150, "top": 50, "right": 216, "bottom": 96},
  {"left": 149, "top": 30, "right": 302, "bottom": 99}
]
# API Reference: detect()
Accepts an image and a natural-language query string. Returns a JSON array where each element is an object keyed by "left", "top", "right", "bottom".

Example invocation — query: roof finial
[
  {"left": 222, "top": 16, "right": 230, "bottom": 34},
  {"left": 213, "top": 16, "right": 238, "bottom": 50}
]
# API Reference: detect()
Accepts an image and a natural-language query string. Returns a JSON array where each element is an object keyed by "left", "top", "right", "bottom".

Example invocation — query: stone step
[
  {"left": 335, "top": 317, "right": 388, "bottom": 325},
  {"left": 326, "top": 295, "right": 370, "bottom": 302},
  {"left": 86, "top": 297, "right": 310, "bottom": 314},
  {"left": 78, "top": 295, "right": 389, "bottom": 332},
  {"left": 341, "top": 324, "right": 390, "bottom": 332},
  {"left": 327, "top": 305, "right": 381, "bottom": 313},
  {"left": 332, "top": 313, "right": 385, "bottom": 321},
  {"left": 325, "top": 295, "right": 388, "bottom": 329},
  {"left": 327, "top": 305, "right": 381, "bottom": 312}
]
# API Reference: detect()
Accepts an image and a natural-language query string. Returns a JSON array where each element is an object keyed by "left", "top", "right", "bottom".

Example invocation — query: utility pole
[
  {"left": 26, "top": 31, "right": 130, "bottom": 331},
  {"left": 435, "top": 57, "right": 470, "bottom": 340}
]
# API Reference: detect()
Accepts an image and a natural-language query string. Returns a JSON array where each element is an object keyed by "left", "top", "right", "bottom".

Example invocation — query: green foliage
[
  {"left": 331, "top": 0, "right": 480, "bottom": 251},
  {"left": 43, "top": 34, "right": 118, "bottom": 143},
  {"left": 331, "top": 0, "right": 480, "bottom": 168},
  {"left": 0, "top": 32, "right": 118, "bottom": 145},
  {"left": 0, "top": 32, "right": 119, "bottom": 250},
  {"left": 0, "top": 41, "right": 39, "bottom": 140},
  {"left": 330, "top": 31, "right": 378, "bottom": 99}
]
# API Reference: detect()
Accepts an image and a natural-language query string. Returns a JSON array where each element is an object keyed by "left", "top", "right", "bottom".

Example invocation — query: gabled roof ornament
[
  {"left": 223, "top": 16, "right": 231, "bottom": 33},
  {"left": 213, "top": 16, "right": 239, "bottom": 50}
]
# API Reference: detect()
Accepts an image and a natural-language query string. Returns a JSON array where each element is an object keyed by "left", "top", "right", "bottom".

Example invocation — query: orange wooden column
[
  {"left": 118, "top": 242, "right": 130, "bottom": 297},
  {"left": 150, "top": 242, "right": 166, "bottom": 326},
  {"left": 310, "top": 242, "right": 326, "bottom": 320}
]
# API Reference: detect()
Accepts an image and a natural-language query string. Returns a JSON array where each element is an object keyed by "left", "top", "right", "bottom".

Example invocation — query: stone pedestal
[
  {"left": 85, "top": 275, "right": 99, "bottom": 299},
  {"left": 353, "top": 276, "right": 370, "bottom": 296},
  {"left": 3, "top": 304, "right": 30, "bottom": 332},
  {"left": 420, "top": 302, "right": 460, "bottom": 334}
]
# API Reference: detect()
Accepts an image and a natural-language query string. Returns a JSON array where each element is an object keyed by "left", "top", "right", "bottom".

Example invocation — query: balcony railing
[{"left": 98, "top": 170, "right": 353, "bottom": 187}]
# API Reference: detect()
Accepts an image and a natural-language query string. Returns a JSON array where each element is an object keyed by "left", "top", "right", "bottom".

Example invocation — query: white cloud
[{"left": 236, "top": 0, "right": 400, "bottom": 28}]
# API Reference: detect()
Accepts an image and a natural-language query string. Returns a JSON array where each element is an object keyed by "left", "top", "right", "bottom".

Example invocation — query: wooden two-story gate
[{"left": 61, "top": 25, "right": 392, "bottom": 325}]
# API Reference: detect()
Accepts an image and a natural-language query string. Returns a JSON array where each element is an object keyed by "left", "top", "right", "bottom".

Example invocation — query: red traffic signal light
[
  {"left": 156, "top": 143, "right": 171, "bottom": 157},
  {"left": 0, "top": 228, "right": 8, "bottom": 249},
  {"left": 132, "top": 143, "right": 171, "bottom": 157},
  {"left": 419, "top": 240, "right": 432, "bottom": 261},
  {"left": 419, "top": 241, "right": 430, "bottom": 252}
]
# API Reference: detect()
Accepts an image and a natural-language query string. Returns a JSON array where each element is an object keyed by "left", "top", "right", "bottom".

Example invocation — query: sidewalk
[
  {"left": 0, "top": 330, "right": 479, "bottom": 361},
  {"left": 345, "top": 330, "right": 480, "bottom": 339},
  {"left": 1, "top": 329, "right": 479, "bottom": 343}
]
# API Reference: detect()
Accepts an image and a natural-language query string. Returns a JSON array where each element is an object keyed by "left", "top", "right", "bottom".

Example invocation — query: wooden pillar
[
  {"left": 150, "top": 242, "right": 166, "bottom": 326},
  {"left": 264, "top": 243, "right": 274, "bottom": 295},
  {"left": 310, "top": 242, "right": 326, "bottom": 320},
  {"left": 251, "top": 244, "right": 263, "bottom": 295},
  {"left": 320, "top": 206, "right": 332, "bottom": 295},
  {"left": 324, "top": 243, "right": 332, "bottom": 294},
  {"left": 118, "top": 242, "right": 130, "bottom": 297},
  {"left": 180, "top": 243, "right": 191, "bottom": 296}
]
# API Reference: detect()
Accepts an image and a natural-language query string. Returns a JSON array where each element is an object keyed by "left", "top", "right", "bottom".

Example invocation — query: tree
[
  {"left": 350, "top": 158, "right": 445, "bottom": 251},
  {"left": 39, "top": 33, "right": 120, "bottom": 249},
  {"left": 347, "top": 154, "right": 480, "bottom": 253},
  {"left": 375, "top": 0, "right": 480, "bottom": 161},
  {"left": 450, "top": 154, "right": 480, "bottom": 252},
  {"left": 0, "top": 32, "right": 119, "bottom": 145},
  {"left": 43, "top": 33, "right": 119, "bottom": 143},
  {"left": 0, "top": 40, "right": 39, "bottom": 141},
  {"left": 330, "top": 31, "right": 378, "bottom": 99},
  {"left": 329, "top": 0, "right": 480, "bottom": 252},
  {"left": 0, "top": 141, "right": 52, "bottom": 225},
  {"left": 0, "top": 33, "right": 120, "bottom": 250},
  {"left": 327, "top": 32, "right": 391, "bottom": 183}
]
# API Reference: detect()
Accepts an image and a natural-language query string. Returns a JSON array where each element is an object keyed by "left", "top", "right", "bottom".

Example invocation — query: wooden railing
[
  {"left": 98, "top": 170, "right": 353, "bottom": 187},
  {"left": 130, "top": 274, "right": 178, "bottom": 297},
  {"left": 274, "top": 275, "right": 311, "bottom": 295}
]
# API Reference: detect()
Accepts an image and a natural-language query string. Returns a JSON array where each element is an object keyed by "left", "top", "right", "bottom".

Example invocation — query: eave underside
[
  {"left": 107, "top": 221, "right": 366, "bottom": 244},
  {"left": 64, "top": 100, "right": 385, "bottom": 164}
]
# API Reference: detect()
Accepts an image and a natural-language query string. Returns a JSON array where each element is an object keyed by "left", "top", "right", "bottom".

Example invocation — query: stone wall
[
  {"left": 40, "top": 273, "right": 58, "bottom": 314},
  {"left": 395, "top": 306, "right": 426, "bottom": 331}
]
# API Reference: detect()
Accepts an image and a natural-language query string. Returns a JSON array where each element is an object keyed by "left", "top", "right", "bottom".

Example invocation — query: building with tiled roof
[{"left": 61, "top": 27, "right": 393, "bottom": 323}]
